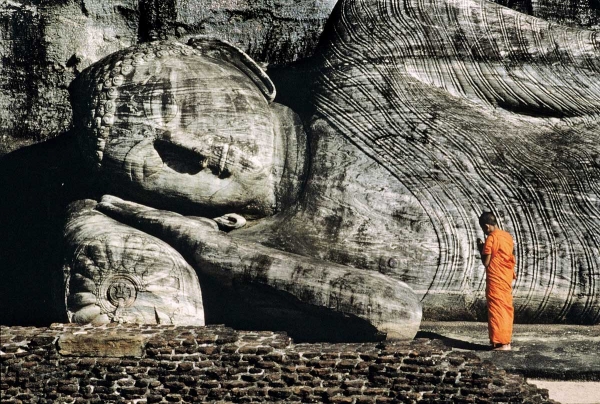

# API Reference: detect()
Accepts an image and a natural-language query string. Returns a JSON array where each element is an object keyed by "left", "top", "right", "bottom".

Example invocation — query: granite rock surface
[
  {"left": 0, "top": 0, "right": 336, "bottom": 154},
  {"left": 242, "top": 0, "right": 600, "bottom": 324}
]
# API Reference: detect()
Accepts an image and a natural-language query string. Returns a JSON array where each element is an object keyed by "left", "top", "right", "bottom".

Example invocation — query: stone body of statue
[
  {"left": 243, "top": 0, "right": 600, "bottom": 324},
  {"left": 65, "top": 38, "right": 422, "bottom": 341}
]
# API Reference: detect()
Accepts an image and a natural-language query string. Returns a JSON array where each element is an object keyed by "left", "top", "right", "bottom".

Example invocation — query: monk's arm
[
  {"left": 480, "top": 253, "right": 491, "bottom": 268},
  {"left": 477, "top": 237, "right": 491, "bottom": 268}
]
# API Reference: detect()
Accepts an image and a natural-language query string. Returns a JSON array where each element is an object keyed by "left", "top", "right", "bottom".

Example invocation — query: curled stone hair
[{"left": 69, "top": 38, "right": 276, "bottom": 169}]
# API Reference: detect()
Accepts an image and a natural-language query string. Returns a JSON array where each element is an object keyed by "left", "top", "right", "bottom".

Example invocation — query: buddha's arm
[{"left": 96, "top": 195, "right": 422, "bottom": 340}]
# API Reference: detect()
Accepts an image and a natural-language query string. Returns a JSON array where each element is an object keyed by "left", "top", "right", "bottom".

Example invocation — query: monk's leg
[{"left": 487, "top": 290, "right": 514, "bottom": 346}]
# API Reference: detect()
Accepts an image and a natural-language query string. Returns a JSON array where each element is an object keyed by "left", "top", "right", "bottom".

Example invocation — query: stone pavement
[
  {"left": 417, "top": 322, "right": 600, "bottom": 381},
  {"left": 1, "top": 323, "right": 558, "bottom": 403},
  {"left": 1, "top": 321, "right": 599, "bottom": 403}
]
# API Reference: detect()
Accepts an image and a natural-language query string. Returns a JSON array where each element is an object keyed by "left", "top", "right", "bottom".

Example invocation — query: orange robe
[{"left": 483, "top": 229, "right": 516, "bottom": 345}]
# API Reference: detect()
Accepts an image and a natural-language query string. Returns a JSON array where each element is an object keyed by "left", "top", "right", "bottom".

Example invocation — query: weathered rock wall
[
  {"left": 0, "top": 0, "right": 335, "bottom": 155},
  {"left": 141, "top": 0, "right": 337, "bottom": 63},
  {"left": 0, "top": 323, "right": 555, "bottom": 403},
  {"left": 492, "top": 0, "right": 600, "bottom": 28},
  {"left": 0, "top": 0, "right": 139, "bottom": 155},
  {"left": 0, "top": 3, "right": 58, "bottom": 153},
  {"left": 0, "top": 0, "right": 597, "bottom": 154}
]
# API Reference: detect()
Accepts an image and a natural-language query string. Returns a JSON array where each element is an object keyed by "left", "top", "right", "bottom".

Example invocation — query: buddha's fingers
[{"left": 97, "top": 195, "right": 219, "bottom": 249}]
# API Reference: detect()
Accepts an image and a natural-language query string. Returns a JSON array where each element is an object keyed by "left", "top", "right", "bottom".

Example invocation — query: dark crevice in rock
[
  {"left": 197, "top": 274, "right": 385, "bottom": 343},
  {"left": 79, "top": 0, "right": 89, "bottom": 17},
  {"left": 0, "top": 131, "right": 97, "bottom": 326},
  {"left": 493, "top": 0, "right": 600, "bottom": 27},
  {"left": 138, "top": 0, "right": 176, "bottom": 42}
]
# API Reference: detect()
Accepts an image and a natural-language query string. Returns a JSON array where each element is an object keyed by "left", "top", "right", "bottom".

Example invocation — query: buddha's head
[{"left": 70, "top": 38, "right": 303, "bottom": 218}]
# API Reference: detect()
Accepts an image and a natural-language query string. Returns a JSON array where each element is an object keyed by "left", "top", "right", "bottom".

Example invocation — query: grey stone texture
[
  {"left": 58, "top": 332, "right": 147, "bottom": 357},
  {"left": 419, "top": 322, "right": 600, "bottom": 381},
  {"left": 301, "top": 0, "right": 600, "bottom": 324},
  {"left": 0, "top": 323, "right": 558, "bottom": 403},
  {"left": 0, "top": 0, "right": 139, "bottom": 155},
  {"left": 0, "top": 0, "right": 336, "bottom": 154},
  {"left": 491, "top": 0, "right": 600, "bottom": 28}
]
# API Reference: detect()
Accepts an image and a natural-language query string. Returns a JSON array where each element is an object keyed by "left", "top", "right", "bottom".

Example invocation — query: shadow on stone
[
  {"left": 198, "top": 274, "right": 386, "bottom": 343},
  {"left": 0, "top": 132, "right": 94, "bottom": 326},
  {"left": 415, "top": 330, "right": 491, "bottom": 351}
]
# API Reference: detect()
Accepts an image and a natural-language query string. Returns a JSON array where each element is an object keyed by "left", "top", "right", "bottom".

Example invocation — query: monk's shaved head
[{"left": 479, "top": 212, "right": 498, "bottom": 227}]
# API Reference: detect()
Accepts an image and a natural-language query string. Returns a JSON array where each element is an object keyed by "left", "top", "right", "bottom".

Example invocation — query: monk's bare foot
[{"left": 493, "top": 344, "right": 511, "bottom": 351}]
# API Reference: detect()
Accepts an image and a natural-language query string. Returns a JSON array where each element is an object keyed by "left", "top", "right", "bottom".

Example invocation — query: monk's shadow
[{"left": 415, "top": 331, "right": 491, "bottom": 351}]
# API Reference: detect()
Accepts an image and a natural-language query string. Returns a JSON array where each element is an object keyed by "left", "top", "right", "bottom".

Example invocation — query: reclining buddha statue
[
  {"left": 62, "top": 0, "right": 600, "bottom": 341},
  {"left": 64, "top": 37, "right": 422, "bottom": 341}
]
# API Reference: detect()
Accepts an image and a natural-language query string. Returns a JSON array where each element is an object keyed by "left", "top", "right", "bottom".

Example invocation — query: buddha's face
[{"left": 72, "top": 41, "right": 284, "bottom": 217}]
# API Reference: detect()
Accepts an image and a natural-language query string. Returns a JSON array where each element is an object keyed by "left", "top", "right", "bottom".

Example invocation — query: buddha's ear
[{"left": 187, "top": 36, "right": 276, "bottom": 103}]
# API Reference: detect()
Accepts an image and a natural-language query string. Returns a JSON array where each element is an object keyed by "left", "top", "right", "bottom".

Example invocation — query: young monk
[{"left": 477, "top": 212, "right": 517, "bottom": 351}]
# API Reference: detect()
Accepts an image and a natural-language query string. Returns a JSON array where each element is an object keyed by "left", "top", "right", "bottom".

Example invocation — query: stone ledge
[
  {"left": 1, "top": 323, "right": 556, "bottom": 403},
  {"left": 418, "top": 322, "right": 600, "bottom": 382},
  {"left": 58, "top": 333, "right": 148, "bottom": 358}
]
